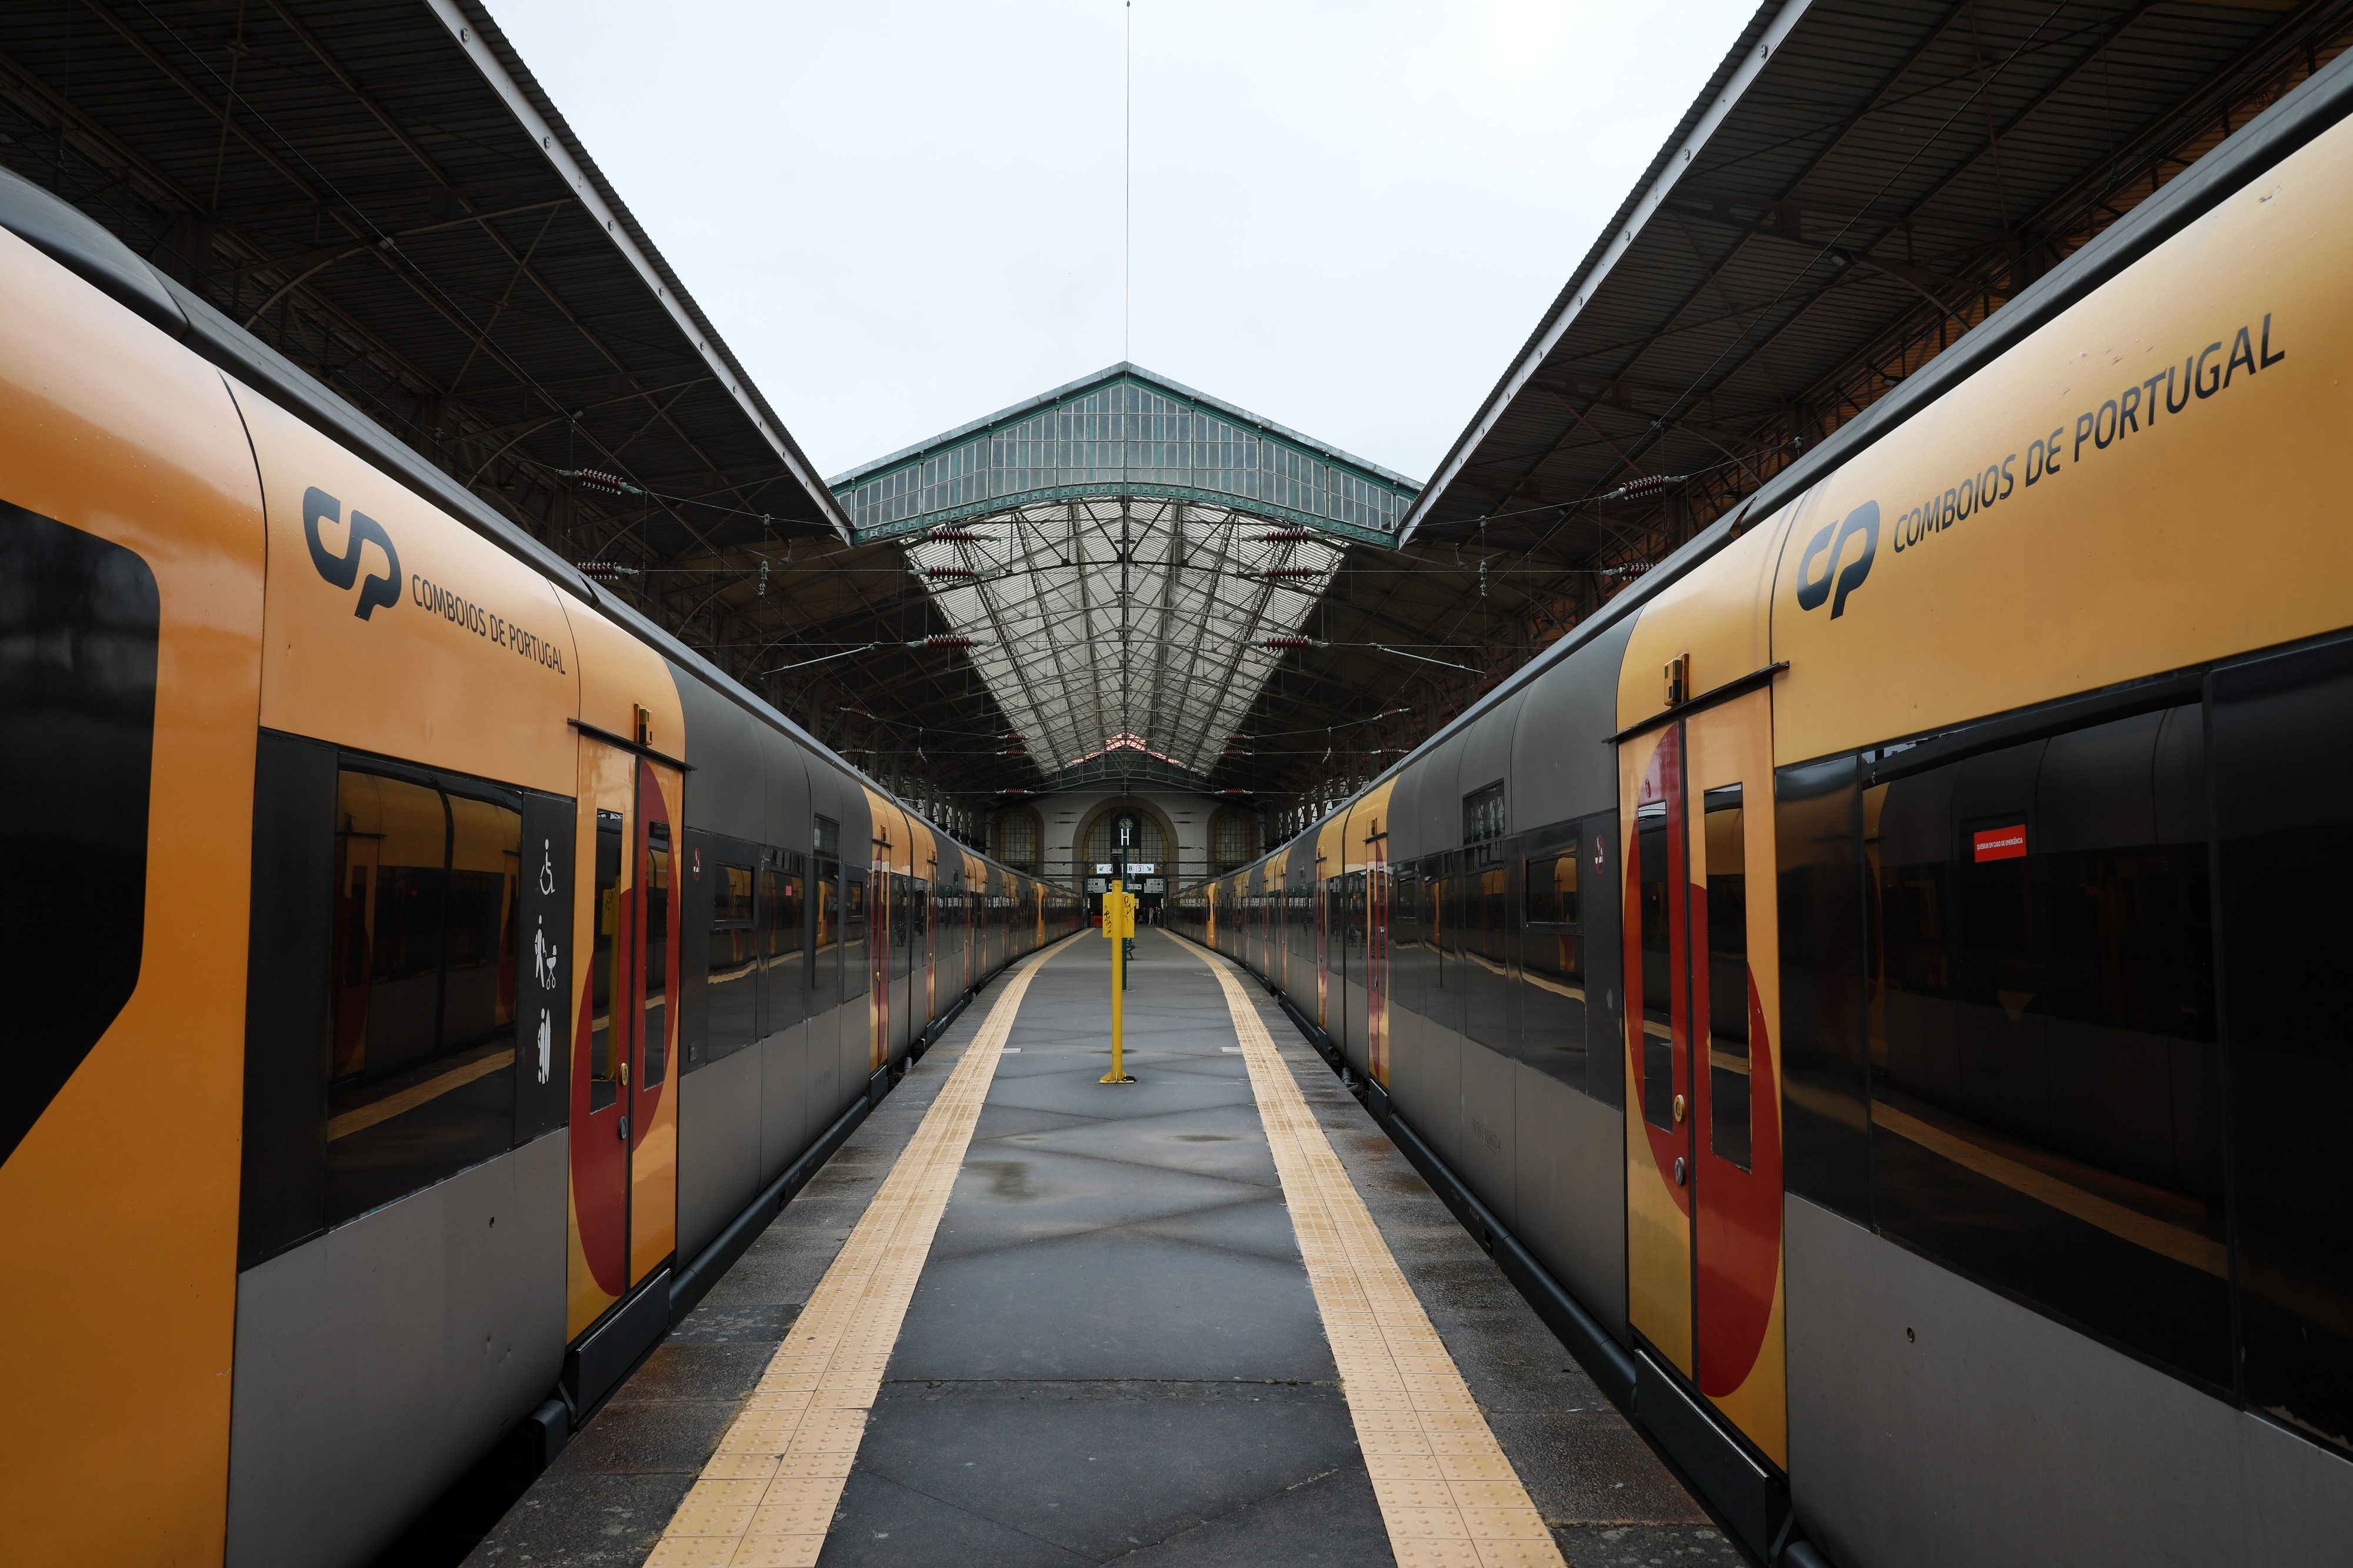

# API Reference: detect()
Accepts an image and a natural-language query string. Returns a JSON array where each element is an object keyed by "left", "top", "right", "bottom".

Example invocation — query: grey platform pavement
[{"left": 465, "top": 930, "right": 1739, "bottom": 1567}]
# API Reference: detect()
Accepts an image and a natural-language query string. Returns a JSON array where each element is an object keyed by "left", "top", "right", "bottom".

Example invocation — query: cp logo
[
  {"left": 1794, "top": 499, "right": 1878, "bottom": 619},
  {"left": 303, "top": 485, "right": 401, "bottom": 620}
]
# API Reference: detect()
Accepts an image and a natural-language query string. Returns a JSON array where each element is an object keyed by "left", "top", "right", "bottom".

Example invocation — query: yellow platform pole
[{"left": 1100, "top": 880, "right": 1136, "bottom": 1084}]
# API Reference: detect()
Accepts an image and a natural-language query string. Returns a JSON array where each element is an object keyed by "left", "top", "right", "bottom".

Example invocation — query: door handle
[
  {"left": 620, "top": 1060, "right": 629, "bottom": 1086},
  {"left": 1673, "top": 1093, "right": 1686, "bottom": 1123}
]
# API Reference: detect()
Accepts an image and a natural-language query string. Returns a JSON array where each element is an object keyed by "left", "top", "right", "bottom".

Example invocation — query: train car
[
  {"left": 0, "top": 167, "right": 1080, "bottom": 1567},
  {"left": 1176, "top": 52, "right": 2353, "bottom": 1568}
]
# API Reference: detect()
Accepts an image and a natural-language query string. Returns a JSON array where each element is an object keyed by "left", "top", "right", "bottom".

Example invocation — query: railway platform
[{"left": 465, "top": 930, "right": 1741, "bottom": 1568}]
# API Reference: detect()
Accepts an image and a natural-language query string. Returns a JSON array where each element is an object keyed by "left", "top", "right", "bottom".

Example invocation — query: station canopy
[{"left": 830, "top": 365, "right": 1421, "bottom": 786}]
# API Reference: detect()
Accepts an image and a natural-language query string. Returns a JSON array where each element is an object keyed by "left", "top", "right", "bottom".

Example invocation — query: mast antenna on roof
[{"left": 1124, "top": 1, "right": 1132, "bottom": 365}]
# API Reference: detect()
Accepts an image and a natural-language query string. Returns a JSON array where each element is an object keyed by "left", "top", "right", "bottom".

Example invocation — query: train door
[
  {"left": 916, "top": 876, "right": 933, "bottom": 1033},
  {"left": 869, "top": 870, "right": 891, "bottom": 1071},
  {"left": 1623, "top": 719, "right": 1693, "bottom": 1373},
  {"left": 888, "top": 873, "right": 913, "bottom": 1056},
  {"left": 1252, "top": 874, "right": 1267, "bottom": 975},
  {"left": 1252, "top": 871, "right": 1271, "bottom": 970},
  {"left": 1337, "top": 869, "right": 1363, "bottom": 1063},
  {"left": 1620, "top": 692, "right": 1786, "bottom": 1464},
  {"left": 1367, "top": 834, "right": 1391, "bottom": 1087},
  {"left": 1315, "top": 855, "right": 1332, "bottom": 1029},
  {"left": 992, "top": 874, "right": 1007, "bottom": 970},
  {"left": 961, "top": 869, "right": 976, "bottom": 990},
  {"left": 1684, "top": 689, "right": 1784, "bottom": 1457},
  {"left": 841, "top": 867, "right": 871, "bottom": 1083},
  {"left": 631, "top": 759, "right": 681, "bottom": 1283},
  {"left": 571, "top": 742, "right": 681, "bottom": 1337}
]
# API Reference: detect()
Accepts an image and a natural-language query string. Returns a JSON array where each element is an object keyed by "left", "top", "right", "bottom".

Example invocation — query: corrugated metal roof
[
  {"left": 1401, "top": 0, "right": 2349, "bottom": 555},
  {"left": 0, "top": 0, "right": 846, "bottom": 559}
]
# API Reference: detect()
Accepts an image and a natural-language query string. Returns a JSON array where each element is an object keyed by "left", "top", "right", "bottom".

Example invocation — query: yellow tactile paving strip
[
  {"left": 644, "top": 940, "right": 1070, "bottom": 1568},
  {"left": 1184, "top": 943, "right": 1569, "bottom": 1568}
]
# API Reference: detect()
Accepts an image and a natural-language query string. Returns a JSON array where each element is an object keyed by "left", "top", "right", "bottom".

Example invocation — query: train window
[
  {"left": 814, "top": 815, "right": 840, "bottom": 857},
  {"left": 1777, "top": 756, "right": 1869, "bottom": 1219},
  {"left": 1521, "top": 831, "right": 1585, "bottom": 1092},
  {"left": 1463, "top": 781, "right": 1504, "bottom": 844},
  {"left": 324, "top": 769, "right": 519, "bottom": 1228},
  {"left": 1636, "top": 800, "right": 1675, "bottom": 1131},
  {"left": 762, "top": 855, "right": 807, "bottom": 1032},
  {"left": 1703, "top": 786, "right": 1750, "bottom": 1170},
  {"left": 5, "top": 505, "right": 158, "bottom": 1170},
  {"left": 841, "top": 873, "right": 867, "bottom": 1009},
  {"left": 1389, "top": 867, "right": 1423, "bottom": 1018},
  {"left": 715, "top": 863, "right": 755, "bottom": 923},
  {"left": 2212, "top": 635, "right": 2353, "bottom": 1458},
  {"left": 1465, "top": 863, "right": 1514, "bottom": 1056},
  {"left": 591, "top": 811, "right": 622, "bottom": 1111},
  {"left": 1429, "top": 859, "right": 1464, "bottom": 1036},
  {"left": 1525, "top": 847, "right": 1577, "bottom": 926},
  {"left": 643, "top": 822, "right": 670, "bottom": 1086},
  {"left": 1865, "top": 705, "right": 2227, "bottom": 1392},
  {"left": 444, "top": 794, "right": 522, "bottom": 1056},
  {"left": 1583, "top": 813, "right": 1626, "bottom": 1110},
  {"left": 706, "top": 862, "right": 758, "bottom": 1062},
  {"left": 814, "top": 857, "right": 841, "bottom": 1005},
  {"left": 344, "top": 773, "right": 447, "bottom": 1078}
]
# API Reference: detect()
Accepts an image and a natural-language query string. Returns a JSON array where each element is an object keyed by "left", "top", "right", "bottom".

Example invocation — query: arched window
[
  {"left": 995, "top": 811, "right": 1039, "bottom": 871},
  {"left": 1211, "top": 810, "right": 1257, "bottom": 873},
  {"left": 1084, "top": 808, "right": 1167, "bottom": 867}
]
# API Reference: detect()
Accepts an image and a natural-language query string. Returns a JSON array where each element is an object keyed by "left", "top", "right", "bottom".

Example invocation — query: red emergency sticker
[{"left": 1973, "top": 825, "right": 2027, "bottom": 862}]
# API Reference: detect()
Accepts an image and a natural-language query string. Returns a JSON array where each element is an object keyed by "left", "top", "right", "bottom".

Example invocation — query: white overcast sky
[{"left": 485, "top": 1, "right": 1759, "bottom": 485}]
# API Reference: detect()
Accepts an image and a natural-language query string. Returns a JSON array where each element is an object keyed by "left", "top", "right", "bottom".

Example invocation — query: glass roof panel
[
  {"left": 904, "top": 498, "right": 1347, "bottom": 782},
  {"left": 842, "top": 367, "right": 1418, "bottom": 785}
]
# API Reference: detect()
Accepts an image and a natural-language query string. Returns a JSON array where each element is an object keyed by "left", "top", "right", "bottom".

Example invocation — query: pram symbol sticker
[{"left": 533, "top": 916, "right": 559, "bottom": 992}]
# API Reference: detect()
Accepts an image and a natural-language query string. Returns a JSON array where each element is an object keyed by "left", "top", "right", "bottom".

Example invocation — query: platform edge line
[
  {"left": 640, "top": 936, "right": 1076, "bottom": 1568},
  {"left": 1181, "top": 940, "right": 1569, "bottom": 1568}
]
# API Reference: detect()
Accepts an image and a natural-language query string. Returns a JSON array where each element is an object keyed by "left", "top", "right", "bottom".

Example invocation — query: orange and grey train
[
  {"left": 0, "top": 167, "right": 1080, "bottom": 1566},
  {"left": 1179, "top": 52, "right": 2353, "bottom": 1568}
]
